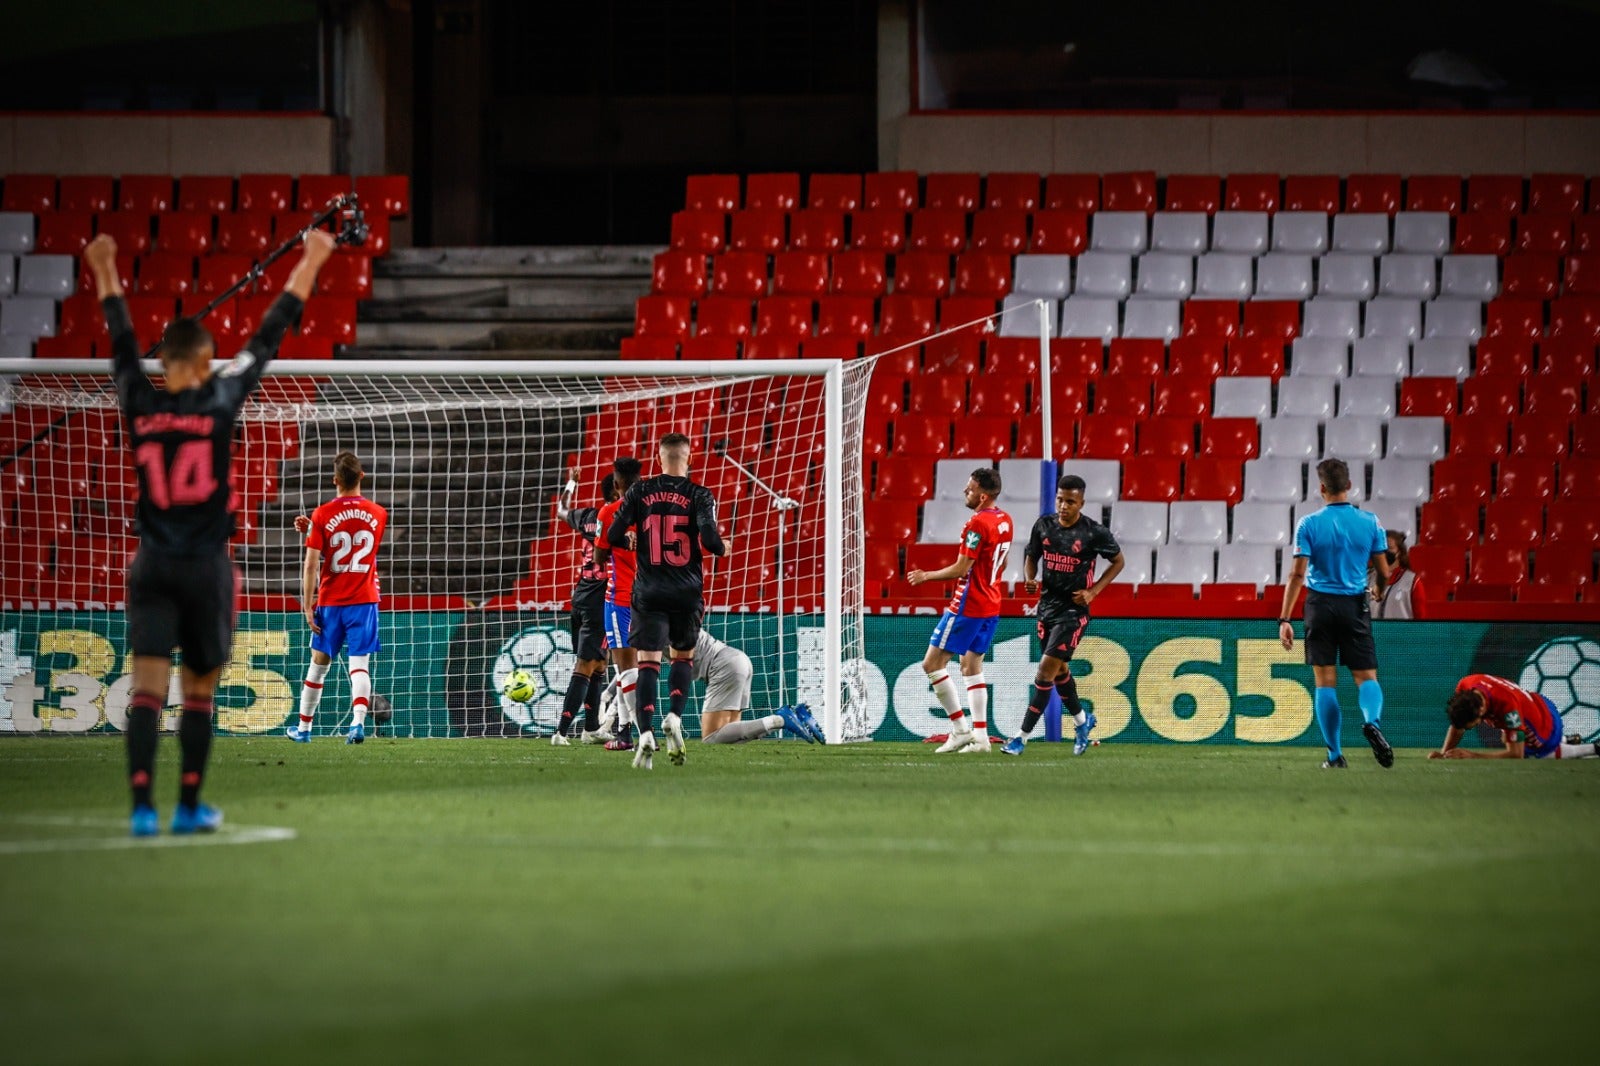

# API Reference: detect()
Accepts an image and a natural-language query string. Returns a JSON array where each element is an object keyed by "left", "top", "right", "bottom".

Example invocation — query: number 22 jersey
[{"left": 306, "top": 496, "right": 389, "bottom": 606}]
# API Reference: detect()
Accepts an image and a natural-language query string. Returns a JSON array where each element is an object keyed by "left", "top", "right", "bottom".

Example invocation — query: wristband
[
  {"left": 1278, "top": 618, "right": 1290, "bottom": 624},
  {"left": 564, "top": 478, "right": 578, "bottom": 495}
]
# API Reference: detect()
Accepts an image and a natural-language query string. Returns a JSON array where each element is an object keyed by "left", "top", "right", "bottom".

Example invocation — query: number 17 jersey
[
  {"left": 949, "top": 506, "right": 1012, "bottom": 618},
  {"left": 306, "top": 495, "right": 389, "bottom": 606}
]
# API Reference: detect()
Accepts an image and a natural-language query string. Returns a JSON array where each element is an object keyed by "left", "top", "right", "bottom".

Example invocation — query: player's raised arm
[
  {"left": 694, "top": 485, "right": 725, "bottom": 556},
  {"left": 86, "top": 235, "right": 153, "bottom": 405}
]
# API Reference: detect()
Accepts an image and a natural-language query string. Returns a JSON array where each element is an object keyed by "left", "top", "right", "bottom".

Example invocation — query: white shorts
[{"left": 695, "top": 630, "right": 751, "bottom": 713}]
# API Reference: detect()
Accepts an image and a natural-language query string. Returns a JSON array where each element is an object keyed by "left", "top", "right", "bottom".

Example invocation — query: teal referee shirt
[{"left": 1292, "top": 503, "right": 1386, "bottom": 595}]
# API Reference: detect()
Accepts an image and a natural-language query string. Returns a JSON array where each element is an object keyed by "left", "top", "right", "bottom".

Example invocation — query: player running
[
  {"left": 594, "top": 455, "right": 641, "bottom": 747},
  {"left": 907, "top": 467, "right": 1012, "bottom": 753},
  {"left": 605, "top": 432, "right": 725, "bottom": 769},
  {"left": 87, "top": 228, "right": 336, "bottom": 836},
  {"left": 1003, "top": 473, "right": 1125, "bottom": 757},
  {"left": 287, "top": 451, "right": 388, "bottom": 745},
  {"left": 599, "top": 630, "right": 824, "bottom": 744},
  {"left": 1429, "top": 675, "right": 1599, "bottom": 760},
  {"left": 550, "top": 466, "right": 614, "bottom": 745}
]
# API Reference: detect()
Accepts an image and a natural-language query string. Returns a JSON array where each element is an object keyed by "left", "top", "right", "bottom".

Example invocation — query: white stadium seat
[
  {"left": 1317, "top": 254, "right": 1376, "bottom": 300},
  {"left": 1410, "top": 338, "right": 1472, "bottom": 380},
  {"left": 1156, "top": 544, "right": 1216, "bottom": 588},
  {"left": 1363, "top": 298, "right": 1421, "bottom": 340},
  {"left": 1113, "top": 547, "right": 1154, "bottom": 586},
  {"left": 1370, "top": 459, "right": 1432, "bottom": 504},
  {"left": 1244, "top": 458, "right": 1307, "bottom": 503},
  {"left": 1168, "top": 500, "right": 1229, "bottom": 546},
  {"left": 1261, "top": 416, "right": 1322, "bottom": 461},
  {"left": 1120, "top": 298, "right": 1180, "bottom": 341},
  {"left": 1331, "top": 213, "right": 1390, "bottom": 254},
  {"left": 1350, "top": 337, "right": 1409, "bottom": 378},
  {"left": 1254, "top": 254, "right": 1314, "bottom": 300},
  {"left": 1213, "top": 376, "right": 1273, "bottom": 420},
  {"left": 1377, "top": 254, "right": 1438, "bottom": 299},
  {"left": 1290, "top": 337, "right": 1349, "bottom": 377},
  {"left": 1423, "top": 298, "right": 1483, "bottom": 341},
  {"left": 1211, "top": 211, "right": 1269, "bottom": 255},
  {"left": 1074, "top": 252, "right": 1134, "bottom": 299},
  {"left": 1230, "top": 502, "right": 1292, "bottom": 546},
  {"left": 1110, "top": 501, "right": 1168, "bottom": 547},
  {"left": 1011, "top": 255, "right": 1073, "bottom": 299},
  {"left": 1367, "top": 498, "right": 1419, "bottom": 540},
  {"left": 1057, "top": 297, "right": 1119, "bottom": 341},
  {"left": 920, "top": 498, "right": 976, "bottom": 542},
  {"left": 1323, "top": 416, "right": 1384, "bottom": 463},
  {"left": 1193, "top": 253, "right": 1255, "bottom": 299},
  {"left": 934, "top": 458, "right": 978, "bottom": 499},
  {"left": 1337, "top": 376, "right": 1399, "bottom": 418},
  {"left": 1090, "top": 212, "right": 1149, "bottom": 254},
  {"left": 1385, "top": 416, "right": 1447, "bottom": 460},
  {"left": 1063, "top": 459, "right": 1121, "bottom": 505},
  {"left": 1271, "top": 211, "right": 1330, "bottom": 254},
  {"left": 1216, "top": 543, "right": 1279, "bottom": 588},
  {"left": 1149, "top": 212, "right": 1209, "bottom": 254},
  {"left": 998, "top": 294, "right": 1056, "bottom": 337},
  {"left": 1276, "top": 377, "right": 1337, "bottom": 419},
  {"left": 1301, "top": 298, "right": 1361, "bottom": 341},
  {"left": 1133, "top": 253, "right": 1193, "bottom": 299},
  {"left": 1439, "top": 255, "right": 1499, "bottom": 301},
  {"left": 1392, "top": 211, "right": 1451, "bottom": 255}
]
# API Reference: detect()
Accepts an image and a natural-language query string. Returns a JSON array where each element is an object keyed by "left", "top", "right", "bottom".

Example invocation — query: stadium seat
[
  {"left": 1370, "top": 459, "right": 1432, "bottom": 505},
  {"left": 1153, "top": 376, "right": 1212, "bottom": 419},
  {"left": 1339, "top": 377, "right": 1399, "bottom": 418},
  {"left": 1200, "top": 416, "right": 1260, "bottom": 459},
  {"left": 1472, "top": 338, "right": 1534, "bottom": 378},
  {"left": 1331, "top": 213, "right": 1391, "bottom": 254},
  {"left": 1501, "top": 254, "right": 1560, "bottom": 300},
  {"left": 635, "top": 295, "right": 692, "bottom": 339},
  {"left": 1470, "top": 544, "right": 1528, "bottom": 587},
  {"left": 1111, "top": 501, "right": 1168, "bottom": 546},
  {"left": 813, "top": 295, "right": 875, "bottom": 340},
  {"left": 1183, "top": 299, "right": 1240, "bottom": 339},
  {"left": 1058, "top": 297, "right": 1119, "bottom": 342},
  {"left": 891, "top": 414, "right": 952, "bottom": 457},
  {"left": 754, "top": 296, "right": 813, "bottom": 340},
  {"left": 1089, "top": 212, "right": 1148, "bottom": 254},
  {"left": 1178, "top": 457, "right": 1242, "bottom": 504},
  {"left": 0, "top": 213, "right": 35, "bottom": 255},
  {"left": 670, "top": 210, "right": 726, "bottom": 254},
  {"left": 1323, "top": 417, "right": 1384, "bottom": 463},
  {"left": 1393, "top": 213, "right": 1451, "bottom": 256},
  {"left": 1040, "top": 174, "right": 1097, "bottom": 212},
  {"left": 213, "top": 212, "right": 273, "bottom": 257},
  {"left": 1532, "top": 543, "right": 1594, "bottom": 588},
  {"left": 1317, "top": 254, "right": 1375, "bottom": 300},
  {"left": 873, "top": 458, "right": 936, "bottom": 501},
  {"left": 1465, "top": 174, "right": 1522, "bottom": 215},
  {"left": 1411, "top": 338, "right": 1473, "bottom": 380},
  {"left": 1301, "top": 299, "right": 1360, "bottom": 341},
  {"left": 1122, "top": 299, "right": 1180, "bottom": 341},
  {"left": 1546, "top": 499, "right": 1600, "bottom": 546},
  {"left": 1029, "top": 210, "right": 1090, "bottom": 255},
  {"left": 908, "top": 210, "right": 968, "bottom": 254},
  {"left": 1254, "top": 254, "right": 1313, "bottom": 300},
  {"left": 1496, "top": 458, "right": 1557, "bottom": 501},
  {"left": 1528, "top": 173, "right": 1584, "bottom": 215},
  {"left": 1098, "top": 171, "right": 1155, "bottom": 214},
  {"left": 850, "top": 210, "right": 907, "bottom": 254},
  {"left": 970, "top": 209, "right": 1029, "bottom": 254},
  {"left": 1379, "top": 254, "right": 1438, "bottom": 300},
  {"left": 695, "top": 296, "right": 754, "bottom": 339},
  {"left": 1453, "top": 212, "right": 1513, "bottom": 256},
  {"left": 1244, "top": 305, "right": 1302, "bottom": 348},
  {"left": 730, "top": 210, "right": 786, "bottom": 254},
  {"left": 744, "top": 173, "right": 799, "bottom": 212},
  {"left": 1165, "top": 174, "right": 1221, "bottom": 214},
  {"left": 950, "top": 417, "right": 1016, "bottom": 459},
  {"left": 1575, "top": 416, "right": 1600, "bottom": 456},
  {"left": 115, "top": 175, "right": 172, "bottom": 214},
  {"left": 1167, "top": 336, "right": 1226, "bottom": 378},
  {"left": 1261, "top": 417, "right": 1320, "bottom": 461},
  {"left": 823, "top": 251, "right": 881, "bottom": 297},
  {"left": 1284, "top": 175, "right": 1340, "bottom": 214},
  {"left": 2, "top": 174, "right": 57, "bottom": 213},
  {"left": 1211, "top": 212, "right": 1268, "bottom": 255},
  {"left": 863, "top": 499, "right": 919, "bottom": 542},
  {"left": 938, "top": 296, "right": 995, "bottom": 336},
  {"left": 908, "top": 375, "right": 968, "bottom": 416},
  {"left": 1348, "top": 338, "right": 1407, "bottom": 379},
  {"left": 229, "top": 174, "right": 288, "bottom": 215},
  {"left": 1243, "top": 458, "right": 1305, "bottom": 503},
  {"left": 797, "top": 336, "right": 852, "bottom": 361},
  {"left": 1050, "top": 338, "right": 1104, "bottom": 378},
  {"left": 1438, "top": 255, "right": 1500, "bottom": 302},
  {"left": 1550, "top": 295, "right": 1600, "bottom": 340},
  {"left": 1289, "top": 337, "right": 1348, "bottom": 378},
  {"left": 1133, "top": 253, "right": 1193, "bottom": 300},
  {"left": 1419, "top": 500, "right": 1481, "bottom": 545},
  {"left": 0, "top": 296, "right": 57, "bottom": 339},
  {"left": 1511, "top": 415, "right": 1570, "bottom": 459},
  {"left": 708, "top": 252, "right": 767, "bottom": 299},
  {"left": 1559, "top": 456, "right": 1600, "bottom": 498},
  {"left": 1212, "top": 377, "right": 1273, "bottom": 420},
  {"left": 1046, "top": 374, "right": 1090, "bottom": 418},
  {"left": 1150, "top": 212, "right": 1208, "bottom": 254},
  {"left": 1137, "top": 417, "right": 1195, "bottom": 459},
  {"left": 54, "top": 175, "right": 112, "bottom": 215},
  {"left": 1409, "top": 545, "right": 1466, "bottom": 598},
  {"left": 1346, "top": 175, "right": 1402, "bottom": 215},
  {"left": 789, "top": 209, "right": 845, "bottom": 253},
  {"left": 1566, "top": 254, "right": 1600, "bottom": 296},
  {"left": 1386, "top": 416, "right": 1446, "bottom": 460},
  {"left": 16, "top": 255, "right": 74, "bottom": 300},
  {"left": 1012, "top": 255, "right": 1072, "bottom": 300},
  {"left": 1524, "top": 376, "right": 1583, "bottom": 418},
  {"left": 1516, "top": 214, "right": 1573, "bottom": 258},
  {"left": 1193, "top": 253, "right": 1254, "bottom": 299},
  {"left": 354, "top": 174, "right": 409, "bottom": 218},
  {"left": 892, "top": 252, "right": 949, "bottom": 297},
  {"left": 1539, "top": 337, "right": 1596, "bottom": 377},
  {"left": 1156, "top": 544, "right": 1216, "bottom": 588},
  {"left": 131, "top": 252, "right": 193, "bottom": 298},
  {"left": 653, "top": 250, "right": 709, "bottom": 297},
  {"left": 1271, "top": 212, "right": 1328, "bottom": 255},
  {"left": 1214, "top": 545, "right": 1277, "bottom": 589},
  {"left": 1405, "top": 175, "right": 1462, "bottom": 215},
  {"left": 920, "top": 173, "right": 977, "bottom": 213},
  {"left": 858, "top": 172, "right": 916, "bottom": 212},
  {"left": 1448, "top": 413, "right": 1510, "bottom": 459},
  {"left": 1484, "top": 297, "right": 1546, "bottom": 342},
  {"left": 1220, "top": 173, "right": 1278, "bottom": 214},
  {"left": 1168, "top": 500, "right": 1228, "bottom": 545},
  {"left": 766, "top": 252, "right": 826, "bottom": 298},
  {"left": 294, "top": 175, "right": 354, "bottom": 213},
  {"left": 1228, "top": 501, "right": 1290, "bottom": 547},
  {"left": 1076, "top": 415, "right": 1137, "bottom": 459},
  {"left": 982, "top": 173, "right": 1039, "bottom": 212},
  {"left": 969, "top": 376, "right": 1029, "bottom": 417},
  {"left": 1277, "top": 377, "right": 1337, "bottom": 420},
  {"left": 1363, "top": 298, "right": 1421, "bottom": 340},
  {"left": 1460, "top": 376, "right": 1522, "bottom": 417}
]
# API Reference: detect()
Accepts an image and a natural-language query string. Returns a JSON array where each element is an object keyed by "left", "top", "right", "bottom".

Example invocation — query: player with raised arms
[
  {"left": 605, "top": 431, "right": 725, "bottom": 769},
  {"left": 1003, "top": 472, "right": 1125, "bottom": 757},
  {"left": 551, "top": 466, "right": 614, "bottom": 745},
  {"left": 907, "top": 467, "right": 1012, "bottom": 753},
  {"left": 593, "top": 455, "right": 641, "bottom": 747},
  {"left": 1429, "top": 675, "right": 1599, "bottom": 761},
  {"left": 287, "top": 451, "right": 388, "bottom": 745},
  {"left": 87, "top": 228, "right": 336, "bottom": 836}
]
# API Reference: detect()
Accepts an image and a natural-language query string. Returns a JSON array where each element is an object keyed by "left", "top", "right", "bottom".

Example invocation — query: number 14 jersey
[{"left": 307, "top": 495, "right": 388, "bottom": 606}]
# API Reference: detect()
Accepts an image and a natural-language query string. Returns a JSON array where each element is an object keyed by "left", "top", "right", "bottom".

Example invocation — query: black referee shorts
[
  {"left": 126, "top": 546, "right": 238, "bottom": 674},
  {"left": 1302, "top": 590, "right": 1378, "bottom": 670},
  {"left": 629, "top": 595, "right": 704, "bottom": 654},
  {"left": 569, "top": 599, "right": 605, "bottom": 661}
]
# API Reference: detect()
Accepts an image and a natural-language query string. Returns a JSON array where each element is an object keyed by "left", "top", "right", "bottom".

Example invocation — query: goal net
[{"left": 0, "top": 358, "right": 876, "bottom": 743}]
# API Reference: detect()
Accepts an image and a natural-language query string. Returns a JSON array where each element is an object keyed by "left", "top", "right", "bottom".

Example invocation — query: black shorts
[
  {"left": 570, "top": 599, "right": 605, "bottom": 661},
  {"left": 1038, "top": 612, "right": 1090, "bottom": 662},
  {"left": 126, "top": 546, "right": 238, "bottom": 674},
  {"left": 1303, "top": 591, "right": 1377, "bottom": 670},
  {"left": 629, "top": 597, "right": 703, "bottom": 653}
]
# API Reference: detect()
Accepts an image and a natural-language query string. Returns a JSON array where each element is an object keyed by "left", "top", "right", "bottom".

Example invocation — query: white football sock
[
  {"left": 299, "top": 661, "right": 329, "bottom": 732},
  {"left": 349, "top": 655, "right": 371, "bottom": 727},
  {"left": 965, "top": 672, "right": 988, "bottom": 734},
  {"left": 1073, "top": 711, "right": 1087, "bottom": 727},
  {"left": 927, "top": 670, "right": 968, "bottom": 730}
]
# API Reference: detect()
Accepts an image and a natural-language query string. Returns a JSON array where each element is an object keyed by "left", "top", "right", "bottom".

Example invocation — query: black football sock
[
  {"left": 1022, "top": 678, "right": 1053, "bottom": 735},
  {"left": 126, "top": 691, "right": 162, "bottom": 810},
  {"left": 583, "top": 671, "right": 605, "bottom": 732},
  {"left": 560, "top": 670, "right": 587, "bottom": 736},
  {"left": 177, "top": 698, "right": 214, "bottom": 809},
  {"left": 1055, "top": 674, "right": 1084, "bottom": 718},
  {"left": 635, "top": 663, "right": 660, "bottom": 736},
  {"left": 668, "top": 658, "right": 694, "bottom": 721}
]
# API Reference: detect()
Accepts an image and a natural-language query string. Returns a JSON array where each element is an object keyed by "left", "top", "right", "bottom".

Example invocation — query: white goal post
[{"left": 0, "top": 357, "right": 878, "bottom": 744}]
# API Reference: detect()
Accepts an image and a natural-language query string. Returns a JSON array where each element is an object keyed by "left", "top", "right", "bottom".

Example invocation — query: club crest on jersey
[
  {"left": 1073, "top": 540, "right": 1083, "bottom": 552},
  {"left": 219, "top": 350, "right": 256, "bottom": 378},
  {"left": 964, "top": 530, "right": 981, "bottom": 549}
]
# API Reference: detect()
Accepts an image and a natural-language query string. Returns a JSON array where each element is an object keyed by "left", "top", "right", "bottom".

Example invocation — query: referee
[{"left": 1278, "top": 458, "right": 1395, "bottom": 769}]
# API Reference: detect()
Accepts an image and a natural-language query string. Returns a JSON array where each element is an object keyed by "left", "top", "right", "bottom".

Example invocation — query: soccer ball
[
  {"left": 502, "top": 669, "right": 539, "bottom": 704},
  {"left": 1519, "top": 636, "right": 1600, "bottom": 742}
]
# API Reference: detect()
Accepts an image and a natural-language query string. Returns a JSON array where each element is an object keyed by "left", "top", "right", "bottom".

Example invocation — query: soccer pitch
[{"left": 2, "top": 739, "right": 1594, "bottom": 1065}]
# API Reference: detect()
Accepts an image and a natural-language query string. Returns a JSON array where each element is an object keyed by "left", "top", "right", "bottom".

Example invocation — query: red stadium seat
[
  {"left": 892, "top": 252, "right": 950, "bottom": 297},
  {"left": 670, "top": 210, "right": 726, "bottom": 254},
  {"left": 1518, "top": 582, "right": 1578, "bottom": 604},
  {"left": 1575, "top": 216, "right": 1600, "bottom": 254},
  {"left": 1547, "top": 498, "right": 1600, "bottom": 546},
  {"left": 1405, "top": 175, "right": 1462, "bottom": 214},
  {"left": 982, "top": 337, "right": 1039, "bottom": 376},
  {"left": 770, "top": 252, "right": 828, "bottom": 297},
  {"left": 984, "top": 173, "right": 1040, "bottom": 211},
  {"left": 1529, "top": 174, "right": 1584, "bottom": 215},
  {"left": 1028, "top": 210, "right": 1089, "bottom": 255},
  {"left": 619, "top": 336, "right": 676, "bottom": 359},
  {"left": 174, "top": 175, "right": 232, "bottom": 214},
  {"left": 1496, "top": 458, "right": 1557, "bottom": 501},
  {"left": 1459, "top": 377, "right": 1521, "bottom": 417},
  {"left": 154, "top": 211, "right": 213, "bottom": 256},
  {"left": 1466, "top": 174, "right": 1523, "bottom": 214},
  {"left": 1153, "top": 375, "right": 1213, "bottom": 419},
  {"left": 970, "top": 209, "right": 1029, "bottom": 254},
  {"left": 680, "top": 335, "right": 740, "bottom": 360},
  {"left": 1564, "top": 254, "right": 1600, "bottom": 295},
  {"left": 1419, "top": 501, "right": 1480, "bottom": 546},
  {"left": 829, "top": 251, "right": 886, "bottom": 297},
  {"left": 653, "top": 250, "right": 708, "bottom": 297},
  {"left": 744, "top": 335, "right": 801, "bottom": 360},
  {"left": 1101, "top": 171, "right": 1158, "bottom": 213},
  {"left": 1549, "top": 296, "right": 1600, "bottom": 340},
  {"left": 96, "top": 212, "right": 153, "bottom": 256},
  {"left": 863, "top": 499, "right": 919, "bottom": 542},
  {"left": 745, "top": 173, "right": 799, "bottom": 212},
  {"left": 117, "top": 175, "right": 173, "bottom": 214},
  {"left": 1120, "top": 458, "right": 1184, "bottom": 501},
  {"left": 1516, "top": 214, "right": 1572, "bottom": 255},
  {"left": 808, "top": 174, "right": 861, "bottom": 212},
  {"left": 1511, "top": 415, "right": 1569, "bottom": 459},
  {"left": 195, "top": 252, "right": 254, "bottom": 298},
  {"left": 951, "top": 417, "right": 1016, "bottom": 458},
  {"left": 873, "top": 457, "right": 935, "bottom": 501},
  {"left": 1164, "top": 174, "right": 1221, "bottom": 214},
  {"left": 1199, "top": 417, "right": 1260, "bottom": 460},
  {"left": 850, "top": 210, "right": 907, "bottom": 253},
  {"left": 1409, "top": 545, "right": 1466, "bottom": 598},
  {"left": 1532, "top": 543, "right": 1594, "bottom": 588},
  {"left": 1524, "top": 375, "right": 1583, "bottom": 418},
  {"left": 1559, "top": 456, "right": 1600, "bottom": 496},
  {"left": 1138, "top": 417, "right": 1197, "bottom": 459},
  {"left": 634, "top": 295, "right": 692, "bottom": 339},
  {"left": 1241, "top": 300, "right": 1301, "bottom": 343},
  {"left": 134, "top": 253, "right": 194, "bottom": 298},
  {"left": 1094, "top": 375, "right": 1154, "bottom": 417},
  {"left": 1483, "top": 500, "right": 1544, "bottom": 549},
  {"left": 36, "top": 212, "right": 94, "bottom": 255},
  {"left": 1448, "top": 414, "right": 1510, "bottom": 459},
  {"left": 1183, "top": 300, "right": 1240, "bottom": 339},
  {"left": 300, "top": 297, "right": 356, "bottom": 344},
  {"left": 879, "top": 294, "right": 936, "bottom": 338},
  {"left": 215, "top": 212, "right": 273, "bottom": 256},
  {"left": 1167, "top": 336, "right": 1226, "bottom": 378},
  {"left": 685, "top": 175, "right": 739, "bottom": 212},
  {"left": 1501, "top": 254, "right": 1560, "bottom": 300},
  {"left": 58, "top": 294, "right": 104, "bottom": 339},
  {"left": 1075, "top": 415, "right": 1137, "bottom": 459},
  {"left": 969, "top": 376, "right": 1029, "bottom": 417},
  {"left": 908, "top": 375, "right": 968, "bottom": 415},
  {"left": 938, "top": 297, "right": 997, "bottom": 336},
  {"left": 1225, "top": 337, "right": 1284, "bottom": 379},
  {"left": 1282, "top": 175, "right": 1340, "bottom": 214},
  {"left": 1399, "top": 377, "right": 1459, "bottom": 417},
  {"left": 1047, "top": 375, "right": 1090, "bottom": 419},
  {"left": 1472, "top": 338, "right": 1535, "bottom": 378},
  {"left": 908, "top": 210, "right": 968, "bottom": 254},
  {"left": 1182, "top": 458, "right": 1244, "bottom": 504},
  {"left": 863, "top": 172, "right": 919, "bottom": 212},
  {"left": 730, "top": 210, "right": 786, "bottom": 254},
  {"left": 1044, "top": 174, "right": 1099, "bottom": 211},
  {"left": 866, "top": 375, "right": 908, "bottom": 418},
  {"left": 1050, "top": 338, "right": 1104, "bottom": 377},
  {"left": 1484, "top": 298, "right": 1546, "bottom": 341},
  {"left": 953, "top": 252, "right": 1011, "bottom": 299},
  {"left": 1345, "top": 174, "right": 1401, "bottom": 214},
  {"left": 1454, "top": 212, "right": 1513, "bottom": 256},
  {"left": 58, "top": 175, "right": 113, "bottom": 213},
  {"left": 1107, "top": 338, "right": 1165, "bottom": 377},
  {"left": 234, "top": 174, "right": 291, "bottom": 214},
  {"left": 1469, "top": 544, "right": 1528, "bottom": 587},
  {"left": 355, "top": 175, "right": 410, "bottom": 217},
  {"left": 1225, "top": 173, "right": 1282, "bottom": 214},
  {"left": 924, "top": 173, "right": 980, "bottom": 212},
  {"left": 789, "top": 209, "right": 845, "bottom": 253},
  {"left": 891, "top": 414, "right": 952, "bottom": 457},
  {"left": 711, "top": 252, "right": 769, "bottom": 298},
  {"left": 123, "top": 296, "right": 175, "bottom": 349},
  {"left": 2, "top": 174, "right": 56, "bottom": 212},
  {"left": 695, "top": 296, "right": 753, "bottom": 339},
  {"left": 753, "top": 297, "right": 812, "bottom": 340},
  {"left": 1540, "top": 337, "right": 1597, "bottom": 377},
  {"left": 814, "top": 296, "right": 875, "bottom": 341},
  {"left": 1576, "top": 416, "right": 1600, "bottom": 455}
]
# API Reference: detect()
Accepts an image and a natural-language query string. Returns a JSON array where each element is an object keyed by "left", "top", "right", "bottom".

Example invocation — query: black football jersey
[
  {"left": 562, "top": 505, "right": 607, "bottom": 608},
  {"left": 1024, "top": 513, "right": 1121, "bottom": 621},
  {"left": 606, "top": 473, "right": 724, "bottom": 607}
]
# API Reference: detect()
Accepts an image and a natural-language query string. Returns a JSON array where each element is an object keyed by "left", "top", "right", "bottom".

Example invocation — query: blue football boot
[
  {"left": 346, "top": 723, "right": 365, "bottom": 745},
  {"left": 1000, "top": 736, "right": 1026, "bottom": 756},
  {"left": 776, "top": 704, "right": 815, "bottom": 743},
  {"left": 170, "top": 803, "right": 224, "bottom": 835},
  {"left": 1072, "top": 712, "right": 1098, "bottom": 756},
  {"left": 130, "top": 805, "right": 159, "bottom": 838},
  {"left": 794, "top": 702, "right": 826, "bottom": 744}
]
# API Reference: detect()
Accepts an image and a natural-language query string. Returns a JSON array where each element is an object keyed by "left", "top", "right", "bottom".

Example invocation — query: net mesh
[{"left": 0, "top": 362, "right": 875, "bottom": 741}]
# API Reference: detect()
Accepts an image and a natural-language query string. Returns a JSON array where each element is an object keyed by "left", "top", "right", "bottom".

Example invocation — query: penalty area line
[{"left": 0, "top": 816, "right": 296, "bottom": 855}]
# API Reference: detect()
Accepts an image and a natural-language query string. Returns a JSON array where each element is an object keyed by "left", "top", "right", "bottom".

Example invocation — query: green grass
[{"left": 2, "top": 738, "right": 1596, "bottom": 1065}]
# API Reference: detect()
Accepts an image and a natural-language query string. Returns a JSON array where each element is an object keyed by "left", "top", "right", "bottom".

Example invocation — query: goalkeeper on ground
[{"left": 601, "top": 630, "right": 824, "bottom": 744}]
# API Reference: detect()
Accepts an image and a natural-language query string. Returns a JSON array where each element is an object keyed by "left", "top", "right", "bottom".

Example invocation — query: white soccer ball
[{"left": 1519, "top": 636, "right": 1600, "bottom": 742}]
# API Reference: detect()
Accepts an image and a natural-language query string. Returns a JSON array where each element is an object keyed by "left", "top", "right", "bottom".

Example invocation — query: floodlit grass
[{"left": 2, "top": 737, "right": 1595, "bottom": 1065}]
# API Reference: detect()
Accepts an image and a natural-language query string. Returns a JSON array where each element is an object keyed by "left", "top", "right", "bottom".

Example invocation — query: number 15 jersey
[{"left": 306, "top": 495, "right": 388, "bottom": 606}]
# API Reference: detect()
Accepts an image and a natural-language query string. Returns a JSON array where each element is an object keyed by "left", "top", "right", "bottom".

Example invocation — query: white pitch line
[{"left": 0, "top": 816, "right": 296, "bottom": 855}]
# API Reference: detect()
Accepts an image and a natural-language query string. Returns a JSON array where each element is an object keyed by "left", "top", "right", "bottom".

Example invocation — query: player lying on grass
[
  {"left": 598, "top": 630, "right": 824, "bottom": 744},
  {"left": 1004, "top": 473, "right": 1124, "bottom": 757},
  {"left": 1429, "top": 674, "right": 1600, "bottom": 760},
  {"left": 288, "top": 451, "right": 388, "bottom": 745},
  {"left": 551, "top": 466, "right": 614, "bottom": 745}
]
